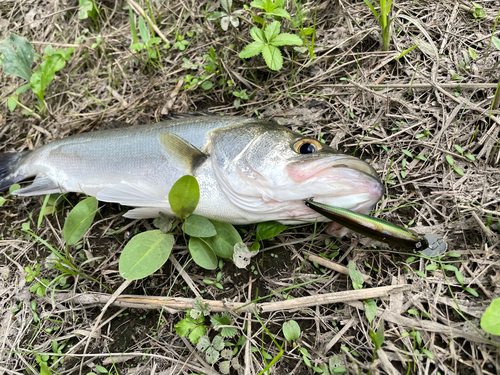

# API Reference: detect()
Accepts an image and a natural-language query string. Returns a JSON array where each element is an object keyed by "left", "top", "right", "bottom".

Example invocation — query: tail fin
[{"left": 0, "top": 151, "right": 29, "bottom": 192}]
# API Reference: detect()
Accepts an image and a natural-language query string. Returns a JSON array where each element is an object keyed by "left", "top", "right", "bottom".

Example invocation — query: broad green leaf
[
  {"left": 204, "top": 219, "right": 242, "bottom": 258},
  {"left": 283, "top": 320, "right": 301, "bottom": 341},
  {"left": 239, "top": 41, "right": 264, "bottom": 58},
  {"left": 212, "top": 335, "right": 225, "bottom": 351},
  {"left": 168, "top": 175, "right": 199, "bottom": 219},
  {"left": 0, "top": 197, "right": 6, "bottom": 207},
  {"left": 256, "top": 221, "right": 287, "bottom": 240},
  {"left": 183, "top": 214, "right": 216, "bottom": 237},
  {"left": 189, "top": 325, "right": 206, "bottom": 344},
  {"left": 267, "top": 8, "right": 291, "bottom": 20},
  {"left": 63, "top": 197, "right": 98, "bottom": 245},
  {"left": 205, "top": 346, "right": 220, "bottom": 364},
  {"left": 265, "top": 21, "right": 281, "bottom": 41},
  {"left": 271, "top": 33, "right": 303, "bottom": 47},
  {"left": 0, "top": 33, "right": 35, "bottom": 81},
  {"left": 480, "top": 298, "right": 500, "bottom": 335},
  {"left": 9, "top": 184, "right": 20, "bottom": 193},
  {"left": 197, "top": 335, "right": 211, "bottom": 351},
  {"left": 454, "top": 144, "right": 463, "bottom": 154},
  {"left": 189, "top": 237, "right": 218, "bottom": 269},
  {"left": 250, "top": 0, "right": 265, "bottom": 10},
  {"left": 119, "top": 231, "right": 174, "bottom": 280},
  {"left": 401, "top": 149, "right": 413, "bottom": 158},
  {"left": 261, "top": 44, "right": 283, "bottom": 70},
  {"left": 445, "top": 155, "right": 454, "bottom": 167},
  {"left": 363, "top": 299, "right": 377, "bottom": 325},
  {"left": 250, "top": 27, "right": 265, "bottom": 43},
  {"left": 201, "top": 80, "right": 213, "bottom": 90},
  {"left": 138, "top": 16, "right": 150, "bottom": 43}
]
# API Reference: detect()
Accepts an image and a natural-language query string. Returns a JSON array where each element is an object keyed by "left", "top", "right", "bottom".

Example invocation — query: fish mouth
[{"left": 287, "top": 155, "right": 384, "bottom": 213}]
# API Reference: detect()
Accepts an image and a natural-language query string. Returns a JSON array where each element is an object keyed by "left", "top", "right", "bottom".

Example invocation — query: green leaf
[
  {"left": 271, "top": 33, "right": 303, "bottom": 46},
  {"left": 261, "top": 44, "right": 283, "bottom": 70},
  {"left": 283, "top": 320, "right": 301, "bottom": 341},
  {"left": 401, "top": 149, "right": 413, "bottom": 158},
  {"left": 0, "top": 33, "right": 35, "bottom": 81},
  {"left": 492, "top": 36, "right": 500, "bottom": 51},
  {"left": 425, "top": 264, "right": 438, "bottom": 271},
  {"left": 446, "top": 155, "right": 454, "bottom": 167},
  {"left": 212, "top": 335, "right": 225, "bottom": 351},
  {"left": 7, "top": 96, "right": 17, "bottom": 112},
  {"left": 175, "top": 317, "right": 198, "bottom": 337},
  {"left": 79, "top": 0, "right": 98, "bottom": 20},
  {"left": 183, "top": 214, "right": 217, "bottom": 237},
  {"left": 9, "top": 184, "right": 20, "bottom": 193},
  {"left": 204, "top": 219, "right": 242, "bottom": 258},
  {"left": 168, "top": 175, "right": 200, "bottom": 219},
  {"left": 267, "top": 7, "right": 291, "bottom": 19},
  {"left": 368, "top": 319, "right": 385, "bottom": 351},
  {"left": 207, "top": 11, "right": 225, "bottom": 20},
  {"left": 363, "top": 299, "right": 377, "bottom": 325},
  {"left": 256, "top": 221, "right": 288, "bottom": 241},
  {"left": 265, "top": 21, "right": 281, "bottom": 41},
  {"left": 0, "top": 197, "right": 8, "bottom": 207},
  {"left": 239, "top": 41, "right": 264, "bottom": 59},
  {"left": 119, "top": 231, "right": 174, "bottom": 280},
  {"left": 362, "top": 0, "right": 379, "bottom": 19},
  {"left": 205, "top": 346, "right": 220, "bottom": 364},
  {"left": 250, "top": 0, "right": 265, "bottom": 10},
  {"left": 138, "top": 16, "right": 150, "bottom": 43},
  {"left": 481, "top": 298, "right": 500, "bottom": 335},
  {"left": 464, "top": 287, "right": 478, "bottom": 297},
  {"left": 189, "top": 325, "right": 207, "bottom": 344},
  {"left": 348, "top": 261, "right": 364, "bottom": 290},
  {"left": 62, "top": 197, "right": 98, "bottom": 245},
  {"left": 454, "top": 167, "right": 464, "bottom": 176},
  {"left": 454, "top": 144, "right": 463, "bottom": 155},
  {"left": 189, "top": 237, "right": 218, "bottom": 270},
  {"left": 220, "top": 0, "right": 232, "bottom": 13},
  {"left": 201, "top": 80, "right": 213, "bottom": 90},
  {"left": 30, "top": 49, "right": 74, "bottom": 101},
  {"left": 250, "top": 27, "right": 265, "bottom": 43}
]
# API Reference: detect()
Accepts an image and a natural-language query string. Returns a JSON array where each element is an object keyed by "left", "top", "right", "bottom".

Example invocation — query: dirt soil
[{"left": 1, "top": 0, "right": 500, "bottom": 374}]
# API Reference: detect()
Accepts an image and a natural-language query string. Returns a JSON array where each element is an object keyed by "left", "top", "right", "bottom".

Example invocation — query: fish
[{"left": 0, "top": 115, "right": 384, "bottom": 234}]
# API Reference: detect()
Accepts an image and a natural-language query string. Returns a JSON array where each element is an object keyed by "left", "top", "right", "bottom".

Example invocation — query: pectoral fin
[
  {"left": 96, "top": 182, "right": 167, "bottom": 207},
  {"left": 158, "top": 132, "right": 207, "bottom": 174},
  {"left": 14, "top": 174, "right": 62, "bottom": 196}
]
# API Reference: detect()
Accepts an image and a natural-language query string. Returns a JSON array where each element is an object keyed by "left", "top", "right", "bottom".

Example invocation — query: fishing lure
[{"left": 305, "top": 200, "right": 447, "bottom": 257}]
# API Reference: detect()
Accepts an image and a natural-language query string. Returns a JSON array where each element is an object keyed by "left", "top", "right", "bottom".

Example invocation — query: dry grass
[{"left": 1, "top": 0, "right": 500, "bottom": 374}]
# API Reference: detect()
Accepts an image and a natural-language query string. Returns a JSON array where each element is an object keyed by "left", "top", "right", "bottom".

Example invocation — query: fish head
[{"left": 209, "top": 121, "right": 383, "bottom": 221}]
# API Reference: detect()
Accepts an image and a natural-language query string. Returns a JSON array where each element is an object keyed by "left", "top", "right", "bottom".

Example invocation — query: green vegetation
[
  {"left": 362, "top": 0, "right": 393, "bottom": 51},
  {"left": 0, "top": 33, "right": 74, "bottom": 114}
]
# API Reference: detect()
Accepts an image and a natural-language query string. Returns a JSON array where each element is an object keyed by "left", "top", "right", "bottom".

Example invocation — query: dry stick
[
  {"left": 169, "top": 254, "right": 202, "bottom": 298},
  {"left": 126, "top": 0, "right": 170, "bottom": 44},
  {"left": 305, "top": 253, "right": 372, "bottom": 284},
  {"left": 55, "top": 284, "right": 411, "bottom": 313},
  {"left": 347, "top": 301, "right": 492, "bottom": 345}
]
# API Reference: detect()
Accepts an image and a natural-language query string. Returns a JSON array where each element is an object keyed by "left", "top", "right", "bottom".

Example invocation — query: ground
[{"left": 0, "top": 0, "right": 500, "bottom": 374}]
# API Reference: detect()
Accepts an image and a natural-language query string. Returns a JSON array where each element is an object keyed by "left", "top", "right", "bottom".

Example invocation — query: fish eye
[{"left": 293, "top": 138, "right": 322, "bottom": 154}]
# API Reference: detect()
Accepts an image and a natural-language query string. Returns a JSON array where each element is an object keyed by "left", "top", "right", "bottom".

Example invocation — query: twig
[
  {"left": 305, "top": 253, "right": 372, "bottom": 283},
  {"left": 54, "top": 284, "right": 411, "bottom": 313}
]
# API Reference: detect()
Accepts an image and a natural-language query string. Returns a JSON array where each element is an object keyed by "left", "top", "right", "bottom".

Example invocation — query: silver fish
[{"left": 0, "top": 116, "right": 383, "bottom": 233}]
